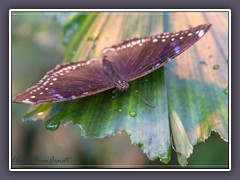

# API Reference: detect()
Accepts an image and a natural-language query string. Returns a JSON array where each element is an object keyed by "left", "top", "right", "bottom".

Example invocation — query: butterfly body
[
  {"left": 102, "top": 58, "right": 129, "bottom": 91},
  {"left": 12, "top": 24, "right": 212, "bottom": 105}
]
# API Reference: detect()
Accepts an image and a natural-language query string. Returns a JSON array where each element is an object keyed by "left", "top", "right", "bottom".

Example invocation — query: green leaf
[
  {"left": 22, "top": 12, "right": 228, "bottom": 165},
  {"left": 164, "top": 12, "right": 228, "bottom": 165},
  {"left": 169, "top": 105, "right": 193, "bottom": 166}
]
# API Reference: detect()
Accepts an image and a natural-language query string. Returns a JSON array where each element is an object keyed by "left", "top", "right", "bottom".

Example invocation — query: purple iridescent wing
[
  {"left": 102, "top": 24, "right": 212, "bottom": 81},
  {"left": 12, "top": 59, "right": 114, "bottom": 104}
]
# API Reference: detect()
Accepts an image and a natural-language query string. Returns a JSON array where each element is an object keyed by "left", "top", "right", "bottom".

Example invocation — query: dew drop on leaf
[
  {"left": 224, "top": 87, "right": 228, "bottom": 94},
  {"left": 213, "top": 64, "right": 220, "bottom": 70},
  {"left": 45, "top": 120, "right": 60, "bottom": 131},
  {"left": 129, "top": 110, "right": 137, "bottom": 117},
  {"left": 197, "top": 138, "right": 204, "bottom": 143},
  {"left": 118, "top": 109, "right": 123, "bottom": 113}
]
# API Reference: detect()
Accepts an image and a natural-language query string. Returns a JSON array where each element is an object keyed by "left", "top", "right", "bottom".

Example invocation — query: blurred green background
[{"left": 11, "top": 12, "right": 228, "bottom": 168}]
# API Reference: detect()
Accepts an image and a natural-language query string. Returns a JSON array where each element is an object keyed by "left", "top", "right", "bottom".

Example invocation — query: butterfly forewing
[
  {"left": 13, "top": 59, "right": 114, "bottom": 104},
  {"left": 102, "top": 24, "right": 211, "bottom": 81}
]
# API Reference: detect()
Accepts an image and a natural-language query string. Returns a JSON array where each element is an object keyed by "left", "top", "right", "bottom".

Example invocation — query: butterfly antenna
[{"left": 126, "top": 90, "right": 156, "bottom": 108}]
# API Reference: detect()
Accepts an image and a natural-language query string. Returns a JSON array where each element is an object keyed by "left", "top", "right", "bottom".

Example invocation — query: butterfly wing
[
  {"left": 102, "top": 24, "right": 212, "bottom": 81},
  {"left": 12, "top": 59, "right": 114, "bottom": 104}
]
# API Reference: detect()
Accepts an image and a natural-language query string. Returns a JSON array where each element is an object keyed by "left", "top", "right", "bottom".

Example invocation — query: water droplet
[
  {"left": 213, "top": 64, "right": 220, "bottom": 70},
  {"left": 129, "top": 110, "right": 137, "bottom": 117},
  {"left": 197, "top": 138, "right": 204, "bottom": 143},
  {"left": 224, "top": 87, "right": 228, "bottom": 94},
  {"left": 118, "top": 109, "right": 123, "bottom": 113},
  {"left": 45, "top": 119, "right": 60, "bottom": 131}
]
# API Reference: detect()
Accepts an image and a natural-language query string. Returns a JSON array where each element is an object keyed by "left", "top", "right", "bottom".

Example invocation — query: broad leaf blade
[
  {"left": 21, "top": 12, "right": 229, "bottom": 166},
  {"left": 23, "top": 12, "right": 172, "bottom": 163}
]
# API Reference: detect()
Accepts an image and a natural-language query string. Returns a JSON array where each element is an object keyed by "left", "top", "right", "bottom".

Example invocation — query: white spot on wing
[
  {"left": 31, "top": 96, "right": 36, "bottom": 98},
  {"left": 198, "top": 30, "right": 204, "bottom": 37},
  {"left": 153, "top": 39, "right": 158, "bottom": 42},
  {"left": 86, "top": 59, "right": 96, "bottom": 65},
  {"left": 22, "top": 99, "right": 30, "bottom": 103},
  {"left": 188, "top": 33, "right": 192, "bottom": 36},
  {"left": 82, "top": 92, "right": 89, "bottom": 95},
  {"left": 155, "top": 63, "right": 160, "bottom": 67},
  {"left": 53, "top": 94, "right": 64, "bottom": 99},
  {"left": 174, "top": 46, "right": 180, "bottom": 54},
  {"left": 102, "top": 48, "right": 115, "bottom": 53},
  {"left": 71, "top": 95, "right": 77, "bottom": 99}
]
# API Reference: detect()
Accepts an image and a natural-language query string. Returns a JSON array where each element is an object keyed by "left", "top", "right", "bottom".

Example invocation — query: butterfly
[{"left": 12, "top": 24, "right": 212, "bottom": 105}]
